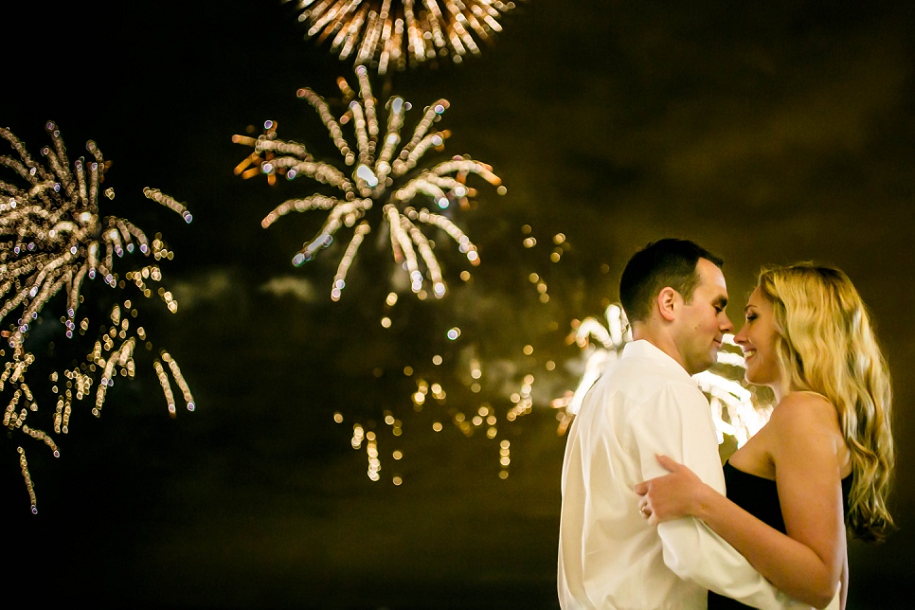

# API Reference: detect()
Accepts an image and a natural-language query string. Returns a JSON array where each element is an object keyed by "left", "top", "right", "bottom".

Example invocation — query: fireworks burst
[
  {"left": 234, "top": 65, "right": 503, "bottom": 301},
  {"left": 0, "top": 122, "right": 194, "bottom": 512},
  {"left": 552, "top": 304, "right": 771, "bottom": 444},
  {"left": 287, "top": 0, "right": 519, "bottom": 74}
]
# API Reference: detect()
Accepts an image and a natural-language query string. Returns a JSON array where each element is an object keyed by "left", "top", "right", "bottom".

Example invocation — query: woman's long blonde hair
[{"left": 757, "top": 263, "right": 894, "bottom": 542}]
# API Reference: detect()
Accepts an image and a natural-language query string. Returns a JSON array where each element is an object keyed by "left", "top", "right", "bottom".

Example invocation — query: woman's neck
[{"left": 771, "top": 380, "right": 793, "bottom": 404}]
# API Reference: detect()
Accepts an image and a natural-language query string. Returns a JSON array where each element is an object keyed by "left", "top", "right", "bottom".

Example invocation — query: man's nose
[{"left": 721, "top": 315, "right": 734, "bottom": 334}]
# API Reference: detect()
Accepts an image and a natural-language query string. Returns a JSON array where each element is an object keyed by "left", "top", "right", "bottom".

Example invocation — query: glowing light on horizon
[
  {"left": 285, "top": 0, "right": 519, "bottom": 75},
  {"left": 234, "top": 65, "right": 502, "bottom": 301}
]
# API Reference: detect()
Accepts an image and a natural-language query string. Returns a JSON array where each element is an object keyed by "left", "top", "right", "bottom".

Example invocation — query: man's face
[{"left": 676, "top": 258, "right": 734, "bottom": 375}]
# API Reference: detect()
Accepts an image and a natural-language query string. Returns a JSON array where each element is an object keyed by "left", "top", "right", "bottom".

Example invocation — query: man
[{"left": 558, "top": 239, "right": 803, "bottom": 609}]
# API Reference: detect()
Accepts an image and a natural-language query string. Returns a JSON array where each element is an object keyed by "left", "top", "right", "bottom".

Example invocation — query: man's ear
[{"left": 656, "top": 287, "right": 679, "bottom": 322}]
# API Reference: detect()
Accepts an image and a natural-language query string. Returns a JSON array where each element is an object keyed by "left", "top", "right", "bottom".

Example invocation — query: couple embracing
[{"left": 558, "top": 239, "right": 894, "bottom": 609}]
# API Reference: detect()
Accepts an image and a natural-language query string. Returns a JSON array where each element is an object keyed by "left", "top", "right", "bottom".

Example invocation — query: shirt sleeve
[{"left": 630, "top": 382, "right": 810, "bottom": 610}]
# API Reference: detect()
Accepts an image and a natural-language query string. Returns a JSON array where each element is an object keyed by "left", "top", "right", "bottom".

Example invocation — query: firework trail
[
  {"left": 286, "top": 0, "right": 519, "bottom": 74},
  {"left": 234, "top": 65, "right": 503, "bottom": 301},
  {"left": 0, "top": 122, "right": 194, "bottom": 512}
]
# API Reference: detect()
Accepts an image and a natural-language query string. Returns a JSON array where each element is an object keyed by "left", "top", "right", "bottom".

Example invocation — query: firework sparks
[
  {"left": 286, "top": 0, "right": 519, "bottom": 74},
  {"left": 327, "top": 224, "right": 572, "bottom": 484},
  {"left": 234, "top": 65, "right": 503, "bottom": 301},
  {"left": 547, "top": 304, "right": 631, "bottom": 434},
  {"left": 552, "top": 303, "right": 770, "bottom": 443},
  {"left": 0, "top": 122, "right": 194, "bottom": 512},
  {"left": 335, "top": 362, "right": 515, "bottom": 484}
]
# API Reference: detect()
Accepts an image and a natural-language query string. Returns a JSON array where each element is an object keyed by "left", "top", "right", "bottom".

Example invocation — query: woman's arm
[
  {"left": 635, "top": 393, "right": 847, "bottom": 609},
  {"left": 840, "top": 550, "right": 848, "bottom": 610}
]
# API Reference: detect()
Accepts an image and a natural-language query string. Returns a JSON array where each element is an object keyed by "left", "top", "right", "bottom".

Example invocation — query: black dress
[{"left": 708, "top": 461, "right": 853, "bottom": 609}]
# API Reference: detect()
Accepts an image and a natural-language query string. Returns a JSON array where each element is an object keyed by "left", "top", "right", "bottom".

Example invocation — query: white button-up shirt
[{"left": 558, "top": 340, "right": 807, "bottom": 609}]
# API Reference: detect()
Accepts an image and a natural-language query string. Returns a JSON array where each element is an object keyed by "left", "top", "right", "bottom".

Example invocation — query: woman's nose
[{"left": 734, "top": 325, "right": 747, "bottom": 343}]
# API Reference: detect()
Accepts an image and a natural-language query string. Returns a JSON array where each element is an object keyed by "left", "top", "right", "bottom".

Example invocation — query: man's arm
[{"left": 630, "top": 383, "right": 808, "bottom": 609}]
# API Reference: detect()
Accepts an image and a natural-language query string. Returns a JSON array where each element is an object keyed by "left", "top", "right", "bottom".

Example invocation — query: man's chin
[
  {"left": 700, "top": 354, "right": 718, "bottom": 373},
  {"left": 685, "top": 359, "right": 716, "bottom": 376}
]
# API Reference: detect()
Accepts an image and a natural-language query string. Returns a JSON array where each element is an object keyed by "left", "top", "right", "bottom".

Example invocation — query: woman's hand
[{"left": 634, "top": 454, "right": 708, "bottom": 525}]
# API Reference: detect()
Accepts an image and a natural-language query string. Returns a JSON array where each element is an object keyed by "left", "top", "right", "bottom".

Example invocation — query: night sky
[{"left": 3, "top": 1, "right": 913, "bottom": 608}]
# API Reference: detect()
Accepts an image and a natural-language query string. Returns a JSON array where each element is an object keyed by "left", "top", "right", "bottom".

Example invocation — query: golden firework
[{"left": 288, "top": 0, "right": 518, "bottom": 74}]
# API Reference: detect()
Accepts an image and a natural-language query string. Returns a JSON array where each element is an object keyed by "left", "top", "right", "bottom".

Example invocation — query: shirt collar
[{"left": 621, "top": 339, "right": 693, "bottom": 381}]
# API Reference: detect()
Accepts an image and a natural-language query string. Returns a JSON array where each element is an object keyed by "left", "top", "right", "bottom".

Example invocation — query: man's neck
[{"left": 631, "top": 324, "right": 689, "bottom": 374}]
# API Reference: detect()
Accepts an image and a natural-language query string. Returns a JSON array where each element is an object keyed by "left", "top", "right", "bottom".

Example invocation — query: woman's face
[{"left": 734, "top": 287, "right": 782, "bottom": 387}]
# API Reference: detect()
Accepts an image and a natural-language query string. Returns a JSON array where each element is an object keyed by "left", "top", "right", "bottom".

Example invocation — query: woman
[{"left": 634, "top": 263, "right": 895, "bottom": 609}]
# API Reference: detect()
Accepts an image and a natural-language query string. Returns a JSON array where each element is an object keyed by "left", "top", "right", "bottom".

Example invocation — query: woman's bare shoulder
[
  {"left": 769, "top": 391, "right": 840, "bottom": 434},
  {"left": 769, "top": 392, "right": 848, "bottom": 472}
]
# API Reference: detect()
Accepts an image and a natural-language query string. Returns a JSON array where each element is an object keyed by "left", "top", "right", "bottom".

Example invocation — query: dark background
[{"left": 2, "top": 1, "right": 913, "bottom": 607}]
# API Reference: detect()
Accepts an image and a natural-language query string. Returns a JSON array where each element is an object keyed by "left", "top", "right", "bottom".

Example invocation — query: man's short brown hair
[{"left": 619, "top": 238, "right": 723, "bottom": 323}]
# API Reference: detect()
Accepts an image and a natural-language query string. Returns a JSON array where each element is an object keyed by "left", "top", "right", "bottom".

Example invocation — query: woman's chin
[{"left": 743, "top": 370, "right": 776, "bottom": 390}]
